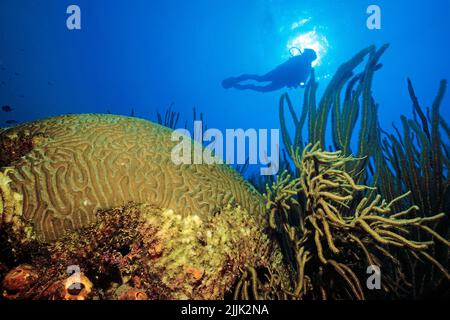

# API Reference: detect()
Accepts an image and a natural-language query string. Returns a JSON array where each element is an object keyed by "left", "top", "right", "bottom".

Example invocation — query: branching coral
[
  {"left": 236, "top": 144, "right": 449, "bottom": 300},
  {"left": 242, "top": 44, "right": 449, "bottom": 299},
  {"left": 376, "top": 78, "right": 449, "bottom": 297},
  {"left": 278, "top": 45, "right": 387, "bottom": 185}
]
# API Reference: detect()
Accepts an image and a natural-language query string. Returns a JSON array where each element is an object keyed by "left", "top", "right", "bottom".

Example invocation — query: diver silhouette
[{"left": 222, "top": 48, "right": 317, "bottom": 92}]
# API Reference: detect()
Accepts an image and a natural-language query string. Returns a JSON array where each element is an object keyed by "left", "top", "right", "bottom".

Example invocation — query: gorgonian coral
[{"left": 237, "top": 143, "right": 449, "bottom": 300}]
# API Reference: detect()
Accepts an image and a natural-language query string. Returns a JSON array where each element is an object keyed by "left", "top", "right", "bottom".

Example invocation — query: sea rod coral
[
  {"left": 237, "top": 44, "right": 449, "bottom": 299},
  {"left": 236, "top": 144, "right": 449, "bottom": 300}
]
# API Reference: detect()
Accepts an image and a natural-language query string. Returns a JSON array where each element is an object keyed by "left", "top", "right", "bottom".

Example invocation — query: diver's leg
[
  {"left": 233, "top": 81, "right": 284, "bottom": 92},
  {"left": 222, "top": 74, "right": 266, "bottom": 89},
  {"left": 234, "top": 74, "right": 266, "bottom": 82}
]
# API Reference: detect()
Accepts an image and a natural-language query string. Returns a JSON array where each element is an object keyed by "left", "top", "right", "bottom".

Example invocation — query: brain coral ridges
[{"left": 0, "top": 114, "right": 266, "bottom": 241}]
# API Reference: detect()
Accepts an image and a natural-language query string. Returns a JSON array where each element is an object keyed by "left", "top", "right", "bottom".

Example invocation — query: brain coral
[{"left": 0, "top": 114, "right": 265, "bottom": 241}]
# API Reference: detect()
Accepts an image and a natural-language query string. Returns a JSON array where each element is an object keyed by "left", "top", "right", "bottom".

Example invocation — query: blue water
[{"left": 0, "top": 0, "right": 449, "bottom": 153}]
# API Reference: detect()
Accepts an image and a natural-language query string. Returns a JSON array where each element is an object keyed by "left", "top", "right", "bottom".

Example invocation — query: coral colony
[{"left": 0, "top": 45, "right": 448, "bottom": 300}]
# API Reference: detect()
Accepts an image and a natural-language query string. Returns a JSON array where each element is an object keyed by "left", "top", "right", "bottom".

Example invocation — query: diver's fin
[{"left": 222, "top": 77, "right": 237, "bottom": 89}]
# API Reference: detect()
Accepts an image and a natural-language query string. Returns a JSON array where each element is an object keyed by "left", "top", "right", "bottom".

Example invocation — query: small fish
[
  {"left": 1, "top": 105, "right": 12, "bottom": 112},
  {"left": 5, "top": 120, "right": 18, "bottom": 125},
  {"left": 14, "top": 72, "right": 20, "bottom": 76},
  {"left": 48, "top": 81, "right": 53, "bottom": 86}
]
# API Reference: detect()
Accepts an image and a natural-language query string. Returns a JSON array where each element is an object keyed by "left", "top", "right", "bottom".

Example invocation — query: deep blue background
[{"left": 0, "top": 0, "right": 449, "bottom": 155}]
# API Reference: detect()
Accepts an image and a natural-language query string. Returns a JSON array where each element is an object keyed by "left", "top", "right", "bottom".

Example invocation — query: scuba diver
[{"left": 222, "top": 48, "right": 317, "bottom": 92}]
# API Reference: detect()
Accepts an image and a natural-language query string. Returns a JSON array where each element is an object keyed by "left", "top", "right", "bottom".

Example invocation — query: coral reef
[
  {"left": 376, "top": 79, "right": 449, "bottom": 297},
  {"left": 115, "top": 285, "right": 148, "bottom": 300},
  {"left": 0, "top": 114, "right": 264, "bottom": 241},
  {"left": 248, "top": 144, "right": 448, "bottom": 299},
  {"left": 248, "top": 45, "right": 387, "bottom": 193},
  {"left": 1, "top": 203, "right": 277, "bottom": 299},
  {"left": 2, "top": 264, "right": 39, "bottom": 299},
  {"left": 243, "top": 44, "right": 449, "bottom": 299},
  {"left": 278, "top": 45, "right": 386, "bottom": 184},
  {"left": 0, "top": 169, "right": 270, "bottom": 301},
  {"left": 0, "top": 169, "right": 38, "bottom": 274},
  {"left": 1, "top": 44, "right": 448, "bottom": 300},
  {"left": 0, "top": 114, "right": 277, "bottom": 299}
]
